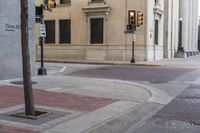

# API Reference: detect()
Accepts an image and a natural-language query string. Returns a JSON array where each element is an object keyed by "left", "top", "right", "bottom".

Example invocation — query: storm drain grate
[
  {"left": 150, "top": 80, "right": 168, "bottom": 84},
  {"left": 10, "top": 81, "right": 37, "bottom": 85},
  {"left": 151, "top": 118, "right": 193, "bottom": 129}
]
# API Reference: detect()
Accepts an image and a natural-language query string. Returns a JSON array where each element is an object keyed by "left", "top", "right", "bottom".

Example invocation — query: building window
[
  {"left": 59, "top": 20, "right": 71, "bottom": 44},
  {"left": 60, "top": 0, "right": 70, "bottom": 4},
  {"left": 154, "top": 19, "right": 159, "bottom": 45},
  {"left": 45, "top": 20, "right": 55, "bottom": 44},
  {"left": 90, "top": 18, "right": 104, "bottom": 44}
]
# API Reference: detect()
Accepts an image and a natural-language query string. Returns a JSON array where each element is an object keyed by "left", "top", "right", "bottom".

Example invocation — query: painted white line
[
  {"left": 60, "top": 66, "right": 66, "bottom": 73},
  {"left": 45, "top": 88, "right": 65, "bottom": 92}
]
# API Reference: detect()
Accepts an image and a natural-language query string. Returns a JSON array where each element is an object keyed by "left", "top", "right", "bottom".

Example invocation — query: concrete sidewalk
[
  {"left": 0, "top": 66, "right": 172, "bottom": 133},
  {"left": 0, "top": 63, "right": 173, "bottom": 133},
  {"left": 37, "top": 54, "right": 200, "bottom": 68},
  {"left": 1, "top": 54, "right": 198, "bottom": 133},
  {"left": 137, "top": 54, "right": 200, "bottom": 68}
]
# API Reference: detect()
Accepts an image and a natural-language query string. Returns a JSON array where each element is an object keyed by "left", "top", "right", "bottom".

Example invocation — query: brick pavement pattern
[{"left": 0, "top": 85, "right": 117, "bottom": 133}]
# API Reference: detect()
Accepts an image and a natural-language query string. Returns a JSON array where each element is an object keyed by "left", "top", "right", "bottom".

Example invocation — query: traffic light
[
  {"left": 137, "top": 11, "right": 143, "bottom": 27},
  {"left": 45, "top": 0, "right": 56, "bottom": 9},
  {"left": 128, "top": 10, "right": 136, "bottom": 29}
]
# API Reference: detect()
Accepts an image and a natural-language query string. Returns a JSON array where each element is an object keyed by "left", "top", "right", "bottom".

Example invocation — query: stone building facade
[
  {"left": 0, "top": 1, "right": 35, "bottom": 80},
  {"left": 35, "top": 0, "right": 198, "bottom": 63},
  {"left": 179, "top": 0, "right": 199, "bottom": 56},
  {"left": 164, "top": 0, "right": 199, "bottom": 58}
]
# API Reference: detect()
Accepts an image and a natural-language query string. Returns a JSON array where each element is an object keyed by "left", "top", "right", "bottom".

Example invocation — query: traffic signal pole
[
  {"left": 131, "top": 39, "right": 135, "bottom": 63},
  {"left": 131, "top": 28, "right": 136, "bottom": 63},
  {"left": 125, "top": 10, "right": 143, "bottom": 63},
  {"left": 38, "top": 5, "right": 47, "bottom": 75},
  {"left": 37, "top": 1, "right": 56, "bottom": 75}
]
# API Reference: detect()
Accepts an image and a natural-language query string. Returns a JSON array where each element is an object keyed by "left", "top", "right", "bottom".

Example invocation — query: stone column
[
  {"left": 190, "top": 0, "right": 198, "bottom": 52},
  {"left": 189, "top": 0, "right": 193, "bottom": 52},
  {"left": 194, "top": 0, "right": 199, "bottom": 51},
  {"left": 179, "top": 0, "right": 189, "bottom": 51},
  {"left": 191, "top": 0, "right": 195, "bottom": 52}
]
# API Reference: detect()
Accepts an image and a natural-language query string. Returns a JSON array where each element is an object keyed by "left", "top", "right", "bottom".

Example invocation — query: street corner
[
  {"left": 0, "top": 79, "right": 153, "bottom": 133},
  {"left": 101, "top": 79, "right": 172, "bottom": 105},
  {"left": 0, "top": 85, "right": 118, "bottom": 132},
  {"left": 30, "top": 75, "right": 152, "bottom": 103}
]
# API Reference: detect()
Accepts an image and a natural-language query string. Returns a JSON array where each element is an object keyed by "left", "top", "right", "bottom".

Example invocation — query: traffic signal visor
[
  {"left": 137, "top": 12, "right": 143, "bottom": 27},
  {"left": 47, "top": 0, "right": 56, "bottom": 9}
]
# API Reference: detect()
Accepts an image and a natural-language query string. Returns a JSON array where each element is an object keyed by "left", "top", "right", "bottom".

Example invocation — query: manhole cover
[
  {"left": 10, "top": 81, "right": 37, "bottom": 85},
  {"left": 152, "top": 118, "right": 193, "bottom": 129},
  {"left": 177, "top": 97, "right": 200, "bottom": 103},
  {"left": 97, "top": 67, "right": 110, "bottom": 70},
  {"left": 150, "top": 80, "right": 168, "bottom": 84}
]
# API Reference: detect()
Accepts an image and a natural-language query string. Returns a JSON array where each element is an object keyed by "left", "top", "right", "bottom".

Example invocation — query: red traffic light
[{"left": 128, "top": 10, "right": 136, "bottom": 27}]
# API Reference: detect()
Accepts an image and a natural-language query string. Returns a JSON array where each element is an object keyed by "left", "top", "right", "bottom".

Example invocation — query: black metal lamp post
[
  {"left": 177, "top": 18, "right": 184, "bottom": 52},
  {"left": 174, "top": 18, "right": 186, "bottom": 58}
]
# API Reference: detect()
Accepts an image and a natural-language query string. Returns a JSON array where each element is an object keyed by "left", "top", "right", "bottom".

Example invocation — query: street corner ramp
[
  {"left": 32, "top": 76, "right": 151, "bottom": 103},
  {"left": 111, "top": 80, "right": 172, "bottom": 105}
]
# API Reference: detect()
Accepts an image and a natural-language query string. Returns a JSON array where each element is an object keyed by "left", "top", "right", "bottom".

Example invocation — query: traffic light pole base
[
  {"left": 38, "top": 67, "right": 47, "bottom": 75},
  {"left": 131, "top": 59, "right": 135, "bottom": 63}
]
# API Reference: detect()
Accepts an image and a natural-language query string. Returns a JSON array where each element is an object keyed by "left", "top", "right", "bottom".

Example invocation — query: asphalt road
[
  {"left": 66, "top": 66, "right": 196, "bottom": 83},
  {"left": 35, "top": 60, "right": 200, "bottom": 132},
  {"left": 65, "top": 65, "right": 200, "bottom": 133}
]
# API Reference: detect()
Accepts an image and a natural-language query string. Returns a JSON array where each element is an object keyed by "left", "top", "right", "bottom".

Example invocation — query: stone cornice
[
  {"left": 82, "top": 1, "right": 111, "bottom": 14},
  {"left": 82, "top": 4, "right": 111, "bottom": 14}
]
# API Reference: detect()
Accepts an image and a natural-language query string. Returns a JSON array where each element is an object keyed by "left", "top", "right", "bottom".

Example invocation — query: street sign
[
  {"left": 40, "top": 23, "right": 46, "bottom": 37},
  {"left": 124, "top": 29, "right": 135, "bottom": 34},
  {"left": 132, "top": 33, "right": 136, "bottom": 41}
]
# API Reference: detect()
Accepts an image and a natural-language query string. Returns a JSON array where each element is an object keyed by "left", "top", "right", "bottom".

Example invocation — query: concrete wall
[
  {"left": 0, "top": 1, "right": 35, "bottom": 80},
  {"left": 146, "top": 0, "right": 164, "bottom": 61}
]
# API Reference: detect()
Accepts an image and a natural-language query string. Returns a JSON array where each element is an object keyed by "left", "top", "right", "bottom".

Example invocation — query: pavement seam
[
  {"left": 124, "top": 104, "right": 163, "bottom": 133},
  {"left": 42, "top": 101, "right": 139, "bottom": 133},
  {"left": 82, "top": 102, "right": 142, "bottom": 133}
]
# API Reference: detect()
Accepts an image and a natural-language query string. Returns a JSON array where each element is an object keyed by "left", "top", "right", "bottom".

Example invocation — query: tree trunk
[{"left": 20, "top": 0, "right": 35, "bottom": 116}]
